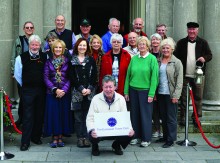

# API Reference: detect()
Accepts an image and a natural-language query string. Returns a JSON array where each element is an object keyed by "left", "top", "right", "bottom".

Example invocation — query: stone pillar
[
  {"left": 43, "top": 0, "right": 58, "bottom": 40},
  {"left": 0, "top": 0, "right": 13, "bottom": 95},
  {"left": 203, "top": 0, "right": 220, "bottom": 110},
  {"left": 19, "top": 0, "right": 43, "bottom": 39},
  {"left": 57, "top": 0, "right": 72, "bottom": 29},
  {"left": 159, "top": 0, "right": 174, "bottom": 38},
  {"left": 145, "top": 0, "right": 157, "bottom": 36},
  {"left": 173, "top": 0, "right": 197, "bottom": 42}
]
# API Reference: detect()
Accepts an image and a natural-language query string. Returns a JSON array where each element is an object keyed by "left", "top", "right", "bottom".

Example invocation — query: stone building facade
[{"left": 0, "top": 0, "right": 220, "bottom": 110}]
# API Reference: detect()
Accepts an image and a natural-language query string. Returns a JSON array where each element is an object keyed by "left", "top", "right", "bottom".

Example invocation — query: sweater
[
  {"left": 86, "top": 92, "right": 128, "bottom": 132},
  {"left": 99, "top": 49, "right": 131, "bottom": 95},
  {"left": 50, "top": 29, "right": 73, "bottom": 50},
  {"left": 20, "top": 51, "right": 47, "bottom": 88},
  {"left": 124, "top": 53, "right": 159, "bottom": 97},
  {"left": 174, "top": 36, "right": 212, "bottom": 75}
]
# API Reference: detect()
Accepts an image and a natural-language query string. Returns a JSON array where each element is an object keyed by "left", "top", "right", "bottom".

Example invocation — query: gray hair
[
  {"left": 110, "top": 33, "right": 123, "bottom": 45},
  {"left": 132, "top": 18, "right": 145, "bottom": 27},
  {"left": 28, "top": 34, "right": 41, "bottom": 44},
  {"left": 109, "top": 18, "right": 120, "bottom": 26},
  {"left": 102, "top": 75, "right": 116, "bottom": 86},
  {"left": 160, "top": 37, "right": 176, "bottom": 51},
  {"left": 150, "top": 33, "right": 162, "bottom": 41}
]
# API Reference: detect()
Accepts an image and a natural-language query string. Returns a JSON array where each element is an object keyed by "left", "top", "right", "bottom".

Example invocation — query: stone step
[{"left": 178, "top": 121, "right": 220, "bottom": 133}]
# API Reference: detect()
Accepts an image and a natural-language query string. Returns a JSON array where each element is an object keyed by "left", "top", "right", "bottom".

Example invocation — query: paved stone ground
[{"left": 1, "top": 132, "right": 220, "bottom": 163}]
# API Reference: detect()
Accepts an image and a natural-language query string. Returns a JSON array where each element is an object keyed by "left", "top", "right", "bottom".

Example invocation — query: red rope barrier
[
  {"left": 189, "top": 88, "right": 220, "bottom": 148},
  {"left": 4, "top": 93, "right": 22, "bottom": 134}
]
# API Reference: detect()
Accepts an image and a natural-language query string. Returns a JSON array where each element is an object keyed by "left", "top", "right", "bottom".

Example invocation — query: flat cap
[{"left": 187, "top": 22, "right": 199, "bottom": 28}]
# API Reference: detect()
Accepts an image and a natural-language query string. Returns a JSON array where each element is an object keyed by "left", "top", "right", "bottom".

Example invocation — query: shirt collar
[
  {"left": 104, "top": 93, "right": 115, "bottom": 104},
  {"left": 29, "top": 50, "right": 39, "bottom": 57},
  {"left": 138, "top": 51, "right": 150, "bottom": 58},
  {"left": 55, "top": 28, "right": 65, "bottom": 35}
]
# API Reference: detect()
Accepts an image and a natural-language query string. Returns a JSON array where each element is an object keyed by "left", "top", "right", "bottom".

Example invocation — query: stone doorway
[{"left": 72, "top": 0, "right": 130, "bottom": 37}]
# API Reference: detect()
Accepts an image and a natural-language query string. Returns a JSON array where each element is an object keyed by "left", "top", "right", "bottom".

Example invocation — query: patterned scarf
[{"left": 52, "top": 56, "right": 64, "bottom": 83}]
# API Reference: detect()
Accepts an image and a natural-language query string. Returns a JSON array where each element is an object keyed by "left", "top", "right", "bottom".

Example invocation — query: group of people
[{"left": 11, "top": 14, "right": 212, "bottom": 156}]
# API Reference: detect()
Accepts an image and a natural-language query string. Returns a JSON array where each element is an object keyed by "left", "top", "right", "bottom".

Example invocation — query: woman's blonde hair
[
  {"left": 89, "top": 34, "right": 103, "bottom": 52},
  {"left": 160, "top": 37, "right": 176, "bottom": 51},
  {"left": 137, "top": 36, "right": 151, "bottom": 50},
  {"left": 51, "top": 39, "right": 66, "bottom": 55}
]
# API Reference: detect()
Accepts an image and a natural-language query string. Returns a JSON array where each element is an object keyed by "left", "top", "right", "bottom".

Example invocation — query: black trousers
[
  {"left": 17, "top": 83, "right": 23, "bottom": 121},
  {"left": 21, "top": 87, "right": 45, "bottom": 145},
  {"left": 158, "top": 94, "right": 178, "bottom": 142},
  {"left": 89, "top": 135, "right": 132, "bottom": 149}
]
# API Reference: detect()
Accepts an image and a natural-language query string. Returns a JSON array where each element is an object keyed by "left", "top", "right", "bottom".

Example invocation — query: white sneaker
[
  {"left": 130, "top": 139, "right": 141, "bottom": 145},
  {"left": 140, "top": 141, "right": 151, "bottom": 147},
  {"left": 159, "top": 132, "right": 163, "bottom": 138},
  {"left": 152, "top": 131, "right": 159, "bottom": 138}
]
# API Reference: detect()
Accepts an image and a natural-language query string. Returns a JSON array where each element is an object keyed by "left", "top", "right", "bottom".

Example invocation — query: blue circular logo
[{"left": 107, "top": 117, "right": 117, "bottom": 127}]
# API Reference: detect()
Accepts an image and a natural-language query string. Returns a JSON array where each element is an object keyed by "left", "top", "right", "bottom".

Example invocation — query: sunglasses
[{"left": 25, "top": 26, "right": 34, "bottom": 29}]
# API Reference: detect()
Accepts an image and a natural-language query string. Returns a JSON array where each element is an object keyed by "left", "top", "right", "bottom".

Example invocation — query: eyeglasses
[
  {"left": 25, "top": 27, "right": 34, "bottom": 29},
  {"left": 112, "top": 40, "right": 122, "bottom": 44}
]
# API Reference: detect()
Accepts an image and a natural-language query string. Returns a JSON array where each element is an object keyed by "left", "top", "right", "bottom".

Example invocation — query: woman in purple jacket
[{"left": 44, "top": 39, "right": 72, "bottom": 148}]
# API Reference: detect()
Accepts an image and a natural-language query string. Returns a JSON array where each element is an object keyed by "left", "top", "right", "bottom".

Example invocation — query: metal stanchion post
[
  {"left": 0, "top": 89, "right": 14, "bottom": 160},
  {"left": 176, "top": 83, "right": 197, "bottom": 146}
]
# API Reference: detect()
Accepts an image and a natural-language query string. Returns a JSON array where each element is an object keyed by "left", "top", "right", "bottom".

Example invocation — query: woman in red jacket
[{"left": 99, "top": 33, "right": 131, "bottom": 95}]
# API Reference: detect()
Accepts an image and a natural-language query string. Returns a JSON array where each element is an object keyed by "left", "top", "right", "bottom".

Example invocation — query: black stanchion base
[
  {"left": 0, "top": 152, "right": 14, "bottom": 160},
  {"left": 176, "top": 139, "right": 197, "bottom": 146}
]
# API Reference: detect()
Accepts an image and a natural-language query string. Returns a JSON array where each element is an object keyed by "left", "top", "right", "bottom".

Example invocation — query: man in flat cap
[
  {"left": 75, "top": 18, "right": 92, "bottom": 42},
  {"left": 175, "top": 22, "right": 212, "bottom": 128}
]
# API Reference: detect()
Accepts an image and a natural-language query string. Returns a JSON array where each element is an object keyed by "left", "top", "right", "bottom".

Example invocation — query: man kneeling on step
[{"left": 86, "top": 75, "right": 135, "bottom": 156}]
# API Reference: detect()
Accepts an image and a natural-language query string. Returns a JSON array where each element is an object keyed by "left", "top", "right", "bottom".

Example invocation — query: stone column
[
  {"left": 173, "top": 0, "right": 197, "bottom": 42},
  {"left": 145, "top": 0, "right": 157, "bottom": 36},
  {"left": 203, "top": 0, "right": 220, "bottom": 110},
  {"left": 159, "top": 0, "right": 174, "bottom": 38},
  {"left": 57, "top": 0, "right": 72, "bottom": 29},
  {"left": 0, "top": 0, "right": 13, "bottom": 95},
  {"left": 19, "top": 0, "right": 43, "bottom": 39},
  {"left": 43, "top": 0, "right": 58, "bottom": 40}
]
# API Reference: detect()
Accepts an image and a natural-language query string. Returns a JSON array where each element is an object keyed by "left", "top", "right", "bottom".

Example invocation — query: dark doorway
[{"left": 72, "top": 0, "right": 130, "bottom": 37}]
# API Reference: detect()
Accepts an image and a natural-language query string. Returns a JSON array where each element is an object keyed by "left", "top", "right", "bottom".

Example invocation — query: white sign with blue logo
[{"left": 94, "top": 112, "right": 132, "bottom": 137}]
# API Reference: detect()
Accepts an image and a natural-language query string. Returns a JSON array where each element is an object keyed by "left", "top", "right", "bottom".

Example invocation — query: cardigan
[
  {"left": 99, "top": 48, "right": 131, "bottom": 95},
  {"left": 174, "top": 36, "right": 212, "bottom": 75}
]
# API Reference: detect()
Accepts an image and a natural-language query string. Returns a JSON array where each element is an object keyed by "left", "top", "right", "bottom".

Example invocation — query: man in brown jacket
[{"left": 175, "top": 22, "right": 212, "bottom": 128}]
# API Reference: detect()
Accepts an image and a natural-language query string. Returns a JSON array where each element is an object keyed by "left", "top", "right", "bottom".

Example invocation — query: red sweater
[{"left": 99, "top": 49, "right": 131, "bottom": 95}]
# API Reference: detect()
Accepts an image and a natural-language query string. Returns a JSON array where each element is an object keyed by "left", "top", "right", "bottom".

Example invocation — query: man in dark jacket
[{"left": 175, "top": 22, "right": 212, "bottom": 128}]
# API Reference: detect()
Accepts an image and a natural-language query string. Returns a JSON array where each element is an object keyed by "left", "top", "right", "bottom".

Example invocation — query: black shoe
[
  {"left": 192, "top": 118, "right": 201, "bottom": 128},
  {"left": 31, "top": 139, "right": 42, "bottom": 145},
  {"left": 15, "top": 118, "right": 22, "bottom": 127},
  {"left": 179, "top": 121, "right": 185, "bottom": 127},
  {"left": 162, "top": 141, "right": 174, "bottom": 148},
  {"left": 155, "top": 138, "right": 166, "bottom": 143},
  {"left": 20, "top": 144, "right": 29, "bottom": 151},
  {"left": 92, "top": 143, "right": 100, "bottom": 156},
  {"left": 112, "top": 141, "right": 123, "bottom": 155}
]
